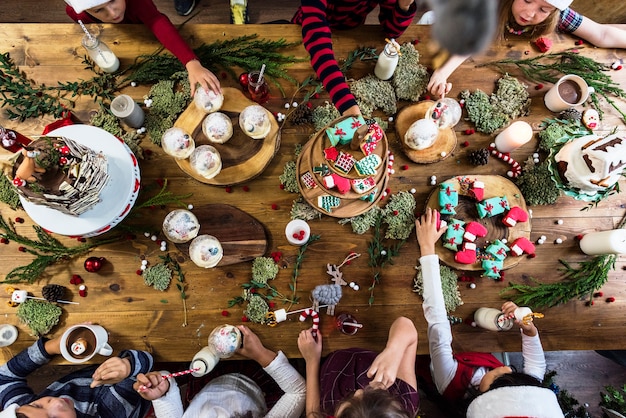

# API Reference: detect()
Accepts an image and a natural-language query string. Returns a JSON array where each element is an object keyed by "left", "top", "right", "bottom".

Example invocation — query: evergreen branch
[
  {"left": 161, "top": 254, "right": 189, "bottom": 327},
  {"left": 130, "top": 179, "right": 192, "bottom": 212},
  {"left": 287, "top": 234, "right": 321, "bottom": 311}
]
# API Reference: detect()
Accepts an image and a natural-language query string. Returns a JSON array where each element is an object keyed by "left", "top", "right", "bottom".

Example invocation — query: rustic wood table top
[{"left": 0, "top": 23, "right": 625, "bottom": 364}]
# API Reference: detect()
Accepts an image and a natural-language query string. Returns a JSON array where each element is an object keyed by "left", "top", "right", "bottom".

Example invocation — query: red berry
[
  {"left": 279, "top": 184, "right": 285, "bottom": 190},
  {"left": 79, "top": 289, "right": 87, "bottom": 297},
  {"left": 462, "top": 141, "right": 470, "bottom": 147},
  {"left": 423, "top": 94, "right": 431, "bottom": 101},
  {"left": 156, "top": 178, "right": 164, "bottom": 187},
  {"left": 385, "top": 188, "right": 391, "bottom": 194},
  {"left": 401, "top": 164, "right": 409, "bottom": 170},
  {"left": 136, "top": 269, "right": 143, "bottom": 275},
  {"left": 606, "top": 297, "right": 616, "bottom": 303},
  {"left": 616, "top": 65, "right": 623, "bottom": 70},
  {"left": 393, "top": 210, "right": 399, "bottom": 216},
  {"left": 412, "top": 38, "right": 420, "bottom": 45},
  {"left": 293, "top": 233, "right": 299, "bottom": 239},
  {"left": 225, "top": 186, "right": 232, "bottom": 193},
  {"left": 241, "top": 316, "right": 249, "bottom": 322},
  {"left": 271, "top": 204, "right": 278, "bottom": 210},
  {"left": 143, "top": 149, "right": 153, "bottom": 156},
  {"left": 268, "top": 301, "right": 276, "bottom": 309},
  {"left": 345, "top": 260, "right": 351, "bottom": 265},
  {"left": 586, "top": 300, "right": 594, "bottom": 306},
  {"left": 575, "top": 234, "right": 584, "bottom": 241},
  {"left": 575, "top": 39, "right": 584, "bottom": 45},
  {"left": 306, "top": 102, "right": 312, "bottom": 108},
  {"left": 594, "top": 292, "right": 604, "bottom": 298},
  {"left": 0, "top": 238, "right": 7, "bottom": 244},
  {"left": 220, "top": 72, "right": 228, "bottom": 79},
  {"left": 535, "top": 83, "right": 544, "bottom": 90},
  {"left": 242, "top": 186, "right": 250, "bottom": 192},
  {"left": 221, "top": 310, "right": 230, "bottom": 316},
  {"left": 18, "top": 246, "right": 26, "bottom": 252},
  {"left": 313, "top": 93, "right": 320, "bottom": 99},
  {"left": 15, "top": 217, "right": 24, "bottom": 223}
]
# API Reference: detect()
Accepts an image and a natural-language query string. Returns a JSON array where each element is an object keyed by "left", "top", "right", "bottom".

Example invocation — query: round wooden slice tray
[
  {"left": 425, "top": 175, "right": 531, "bottom": 271},
  {"left": 395, "top": 101, "right": 457, "bottom": 164},
  {"left": 300, "top": 132, "right": 389, "bottom": 200},
  {"left": 297, "top": 135, "right": 389, "bottom": 218},
  {"left": 173, "top": 87, "right": 280, "bottom": 186},
  {"left": 174, "top": 203, "right": 268, "bottom": 266}
]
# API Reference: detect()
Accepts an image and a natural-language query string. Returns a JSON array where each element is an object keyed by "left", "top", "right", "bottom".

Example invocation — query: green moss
[
  {"left": 312, "top": 102, "right": 341, "bottom": 132},
  {"left": 290, "top": 197, "right": 322, "bottom": 221},
  {"left": 89, "top": 105, "right": 143, "bottom": 157},
  {"left": 243, "top": 293, "right": 269, "bottom": 324},
  {"left": 351, "top": 75, "right": 397, "bottom": 115},
  {"left": 537, "top": 123, "right": 567, "bottom": 151},
  {"left": 279, "top": 160, "right": 299, "bottom": 193},
  {"left": 339, "top": 206, "right": 382, "bottom": 235},
  {"left": 144, "top": 73, "right": 191, "bottom": 145},
  {"left": 143, "top": 263, "right": 173, "bottom": 291},
  {"left": 0, "top": 174, "right": 21, "bottom": 209},
  {"left": 382, "top": 191, "right": 416, "bottom": 240},
  {"left": 16, "top": 299, "right": 62, "bottom": 336},
  {"left": 251, "top": 257, "right": 279, "bottom": 284},
  {"left": 515, "top": 159, "right": 560, "bottom": 205},
  {"left": 413, "top": 264, "right": 463, "bottom": 313},
  {"left": 393, "top": 43, "right": 428, "bottom": 102}
]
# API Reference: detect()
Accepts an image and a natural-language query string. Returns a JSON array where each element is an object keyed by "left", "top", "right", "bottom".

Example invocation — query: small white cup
[
  {"left": 59, "top": 324, "right": 113, "bottom": 363},
  {"left": 110, "top": 94, "right": 145, "bottom": 128},
  {"left": 285, "top": 220, "right": 311, "bottom": 246},
  {"left": 544, "top": 74, "right": 594, "bottom": 112}
]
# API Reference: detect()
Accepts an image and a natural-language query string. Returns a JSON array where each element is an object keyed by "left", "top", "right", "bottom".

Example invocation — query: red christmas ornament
[
  {"left": 239, "top": 73, "right": 249, "bottom": 89},
  {"left": 84, "top": 256, "right": 106, "bottom": 273}
]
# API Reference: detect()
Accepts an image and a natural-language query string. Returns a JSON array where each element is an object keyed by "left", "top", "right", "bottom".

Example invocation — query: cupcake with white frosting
[
  {"left": 162, "top": 209, "right": 200, "bottom": 243},
  {"left": 189, "top": 234, "right": 223, "bottom": 268},
  {"left": 194, "top": 87, "right": 224, "bottom": 114},
  {"left": 202, "top": 112, "right": 233, "bottom": 144},
  {"left": 189, "top": 145, "right": 222, "bottom": 180},
  {"left": 239, "top": 105, "right": 271, "bottom": 139},
  {"left": 161, "top": 127, "right": 195, "bottom": 159}
]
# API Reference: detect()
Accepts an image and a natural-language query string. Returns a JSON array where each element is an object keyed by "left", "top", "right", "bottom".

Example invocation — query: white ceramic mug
[
  {"left": 59, "top": 324, "right": 113, "bottom": 363},
  {"left": 544, "top": 74, "right": 595, "bottom": 112}
]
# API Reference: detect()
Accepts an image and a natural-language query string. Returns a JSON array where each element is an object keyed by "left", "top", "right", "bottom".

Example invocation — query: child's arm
[
  {"left": 572, "top": 18, "right": 626, "bottom": 49},
  {"left": 298, "top": 328, "right": 322, "bottom": 416},
  {"left": 427, "top": 54, "right": 470, "bottom": 97},
  {"left": 501, "top": 302, "right": 546, "bottom": 381}
]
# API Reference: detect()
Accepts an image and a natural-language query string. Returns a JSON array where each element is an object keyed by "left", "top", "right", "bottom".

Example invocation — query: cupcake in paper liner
[
  {"left": 202, "top": 112, "right": 233, "bottom": 144},
  {"left": 162, "top": 209, "right": 200, "bottom": 243},
  {"left": 162, "top": 127, "right": 195, "bottom": 159},
  {"left": 404, "top": 118, "right": 439, "bottom": 150},
  {"left": 426, "top": 98, "right": 462, "bottom": 129},
  {"left": 189, "top": 234, "right": 223, "bottom": 268},
  {"left": 189, "top": 145, "right": 222, "bottom": 180},
  {"left": 239, "top": 105, "right": 271, "bottom": 139},
  {"left": 194, "top": 87, "right": 224, "bottom": 114}
]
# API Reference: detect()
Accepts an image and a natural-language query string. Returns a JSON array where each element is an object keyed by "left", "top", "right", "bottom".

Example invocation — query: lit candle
[
  {"left": 494, "top": 121, "right": 533, "bottom": 153},
  {"left": 579, "top": 229, "right": 626, "bottom": 255}
]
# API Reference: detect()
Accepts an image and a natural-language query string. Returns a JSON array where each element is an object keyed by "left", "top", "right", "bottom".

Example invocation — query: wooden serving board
[
  {"left": 175, "top": 204, "right": 267, "bottom": 266},
  {"left": 395, "top": 101, "right": 457, "bottom": 164},
  {"left": 425, "top": 175, "right": 531, "bottom": 271},
  {"left": 173, "top": 87, "right": 280, "bottom": 186}
]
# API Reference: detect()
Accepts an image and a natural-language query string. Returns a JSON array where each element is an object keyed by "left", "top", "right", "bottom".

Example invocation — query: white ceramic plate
[
  {"left": 0, "top": 324, "right": 18, "bottom": 347},
  {"left": 20, "top": 125, "right": 141, "bottom": 237}
]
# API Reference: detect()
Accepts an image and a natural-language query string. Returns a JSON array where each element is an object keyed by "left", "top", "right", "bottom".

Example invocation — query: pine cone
[
  {"left": 559, "top": 108, "right": 582, "bottom": 122},
  {"left": 468, "top": 148, "right": 490, "bottom": 166},
  {"left": 42, "top": 284, "right": 66, "bottom": 302},
  {"left": 289, "top": 104, "right": 313, "bottom": 125}
]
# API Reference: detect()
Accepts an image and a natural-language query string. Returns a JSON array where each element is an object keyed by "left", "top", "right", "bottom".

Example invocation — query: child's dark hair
[
  {"left": 497, "top": 0, "right": 560, "bottom": 42},
  {"left": 487, "top": 371, "right": 544, "bottom": 391},
  {"left": 334, "top": 387, "right": 411, "bottom": 418}
]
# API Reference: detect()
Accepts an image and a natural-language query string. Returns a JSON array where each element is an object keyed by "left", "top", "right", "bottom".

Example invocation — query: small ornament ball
[
  {"left": 84, "top": 256, "right": 106, "bottom": 273},
  {"left": 238, "top": 73, "right": 249, "bottom": 89}
]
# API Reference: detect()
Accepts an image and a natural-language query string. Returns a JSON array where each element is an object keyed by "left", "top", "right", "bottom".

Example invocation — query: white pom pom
[
  {"left": 430, "top": 180, "right": 437, "bottom": 185},
  {"left": 353, "top": 284, "right": 360, "bottom": 291},
  {"left": 151, "top": 235, "right": 157, "bottom": 241},
  {"left": 292, "top": 102, "right": 298, "bottom": 107},
  {"left": 540, "top": 235, "right": 547, "bottom": 241},
  {"left": 141, "top": 264, "right": 147, "bottom": 270},
  {"left": 79, "top": 284, "right": 86, "bottom": 291},
  {"left": 440, "top": 151, "right": 446, "bottom": 157},
  {"left": 141, "top": 260, "right": 148, "bottom": 266},
  {"left": 381, "top": 250, "right": 387, "bottom": 256},
  {"left": 388, "top": 116, "right": 394, "bottom": 122},
  {"left": 507, "top": 171, "right": 514, "bottom": 178},
  {"left": 130, "top": 81, "right": 137, "bottom": 87},
  {"left": 187, "top": 204, "right": 194, "bottom": 210},
  {"left": 284, "top": 103, "right": 291, "bottom": 109},
  {"left": 469, "top": 283, "right": 476, "bottom": 289},
  {"left": 430, "top": 175, "right": 437, "bottom": 180},
  {"left": 555, "top": 238, "right": 563, "bottom": 244},
  {"left": 144, "top": 232, "right": 151, "bottom": 237},
  {"left": 410, "top": 188, "right": 416, "bottom": 194},
  {"left": 556, "top": 219, "right": 563, "bottom": 225}
]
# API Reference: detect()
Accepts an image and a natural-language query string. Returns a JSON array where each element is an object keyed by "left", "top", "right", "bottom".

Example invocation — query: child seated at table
[
  {"left": 0, "top": 323, "right": 153, "bottom": 418},
  {"left": 297, "top": 316, "right": 419, "bottom": 417},
  {"left": 427, "top": 0, "right": 626, "bottom": 97},
  {"left": 414, "top": 208, "right": 564, "bottom": 417},
  {"left": 64, "top": 0, "right": 220, "bottom": 97},
  {"left": 134, "top": 325, "right": 306, "bottom": 417}
]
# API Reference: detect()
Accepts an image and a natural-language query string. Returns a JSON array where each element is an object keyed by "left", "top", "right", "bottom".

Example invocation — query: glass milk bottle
[
  {"left": 81, "top": 35, "right": 120, "bottom": 73},
  {"left": 474, "top": 307, "right": 514, "bottom": 331},
  {"left": 374, "top": 39, "right": 400, "bottom": 81}
]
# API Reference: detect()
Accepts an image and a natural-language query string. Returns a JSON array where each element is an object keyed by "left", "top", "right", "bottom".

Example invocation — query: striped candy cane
[
  {"left": 299, "top": 308, "right": 320, "bottom": 335},
  {"left": 488, "top": 144, "right": 522, "bottom": 178}
]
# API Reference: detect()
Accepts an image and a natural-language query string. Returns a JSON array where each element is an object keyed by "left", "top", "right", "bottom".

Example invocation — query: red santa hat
[
  {"left": 64, "top": 0, "right": 109, "bottom": 14},
  {"left": 466, "top": 386, "right": 564, "bottom": 418},
  {"left": 545, "top": 0, "right": 573, "bottom": 10},
  {"left": 0, "top": 404, "right": 18, "bottom": 418}
]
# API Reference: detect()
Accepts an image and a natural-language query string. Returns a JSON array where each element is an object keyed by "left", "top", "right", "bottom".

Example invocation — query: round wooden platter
[
  {"left": 174, "top": 203, "right": 268, "bottom": 267},
  {"left": 395, "top": 101, "right": 457, "bottom": 164},
  {"left": 424, "top": 175, "right": 531, "bottom": 271},
  {"left": 297, "top": 133, "right": 389, "bottom": 218},
  {"left": 173, "top": 87, "right": 280, "bottom": 186}
]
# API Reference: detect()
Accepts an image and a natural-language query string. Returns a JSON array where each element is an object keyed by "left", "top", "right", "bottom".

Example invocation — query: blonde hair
[{"left": 497, "top": 0, "right": 560, "bottom": 42}]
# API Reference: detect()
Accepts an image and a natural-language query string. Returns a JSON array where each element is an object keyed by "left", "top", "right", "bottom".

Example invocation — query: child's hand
[
  {"left": 367, "top": 346, "right": 402, "bottom": 389},
  {"left": 90, "top": 356, "right": 131, "bottom": 388},
  {"left": 502, "top": 301, "right": 537, "bottom": 337},
  {"left": 297, "top": 328, "right": 322, "bottom": 364},
  {"left": 133, "top": 372, "right": 170, "bottom": 400},
  {"left": 427, "top": 68, "right": 452, "bottom": 98},
  {"left": 415, "top": 208, "right": 446, "bottom": 256},
  {"left": 186, "top": 60, "right": 221, "bottom": 97},
  {"left": 237, "top": 325, "right": 277, "bottom": 367}
]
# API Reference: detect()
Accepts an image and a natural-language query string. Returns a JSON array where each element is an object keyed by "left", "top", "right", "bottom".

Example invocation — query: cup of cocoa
[
  {"left": 59, "top": 324, "right": 113, "bottom": 363},
  {"left": 544, "top": 74, "right": 594, "bottom": 112}
]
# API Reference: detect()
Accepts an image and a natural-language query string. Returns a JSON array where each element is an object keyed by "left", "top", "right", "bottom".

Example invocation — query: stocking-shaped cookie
[
  {"left": 502, "top": 206, "right": 528, "bottom": 227},
  {"left": 510, "top": 237, "right": 536, "bottom": 256},
  {"left": 463, "top": 221, "right": 488, "bottom": 242}
]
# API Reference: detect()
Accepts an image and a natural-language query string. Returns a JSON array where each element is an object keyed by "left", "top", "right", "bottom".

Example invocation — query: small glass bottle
[
  {"left": 474, "top": 307, "right": 514, "bottom": 331},
  {"left": 81, "top": 35, "right": 120, "bottom": 73},
  {"left": 374, "top": 39, "right": 400, "bottom": 81}
]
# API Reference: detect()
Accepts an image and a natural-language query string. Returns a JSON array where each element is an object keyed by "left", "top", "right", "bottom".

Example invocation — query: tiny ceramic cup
[
  {"left": 544, "top": 74, "right": 594, "bottom": 112},
  {"left": 285, "top": 219, "right": 310, "bottom": 246},
  {"left": 59, "top": 324, "right": 113, "bottom": 363}
]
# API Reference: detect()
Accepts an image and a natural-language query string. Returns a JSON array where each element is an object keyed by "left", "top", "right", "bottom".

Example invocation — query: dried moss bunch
[
  {"left": 460, "top": 74, "right": 530, "bottom": 134},
  {"left": 143, "top": 263, "right": 173, "bottom": 291},
  {"left": 90, "top": 104, "right": 143, "bottom": 158},
  {"left": 16, "top": 299, "right": 62, "bottom": 336},
  {"left": 312, "top": 102, "right": 341, "bottom": 132},
  {"left": 515, "top": 158, "right": 560, "bottom": 205},
  {"left": 243, "top": 292, "right": 270, "bottom": 324},
  {"left": 279, "top": 161, "right": 299, "bottom": 194},
  {"left": 413, "top": 264, "right": 463, "bottom": 313},
  {"left": 381, "top": 191, "right": 416, "bottom": 240},
  {"left": 290, "top": 197, "right": 322, "bottom": 221},
  {"left": 537, "top": 122, "right": 567, "bottom": 151},
  {"left": 339, "top": 206, "right": 382, "bottom": 235},
  {"left": 251, "top": 257, "right": 280, "bottom": 285},
  {"left": 144, "top": 72, "right": 191, "bottom": 145},
  {"left": 351, "top": 75, "right": 397, "bottom": 115},
  {"left": 392, "top": 43, "right": 429, "bottom": 102},
  {"left": 0, "top": 174, "right": 21, "bottom": 209}
]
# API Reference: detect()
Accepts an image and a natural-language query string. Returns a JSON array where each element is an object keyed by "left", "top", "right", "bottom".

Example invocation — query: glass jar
[
  {"left": 374, "top": 40, "right": 399, "bottom": 81},
  {"left": 474, "top": 307, "right": 514, "bottom": 331},
  {"left": 81, "top": 35, "right": 120, "bottom": 73}
]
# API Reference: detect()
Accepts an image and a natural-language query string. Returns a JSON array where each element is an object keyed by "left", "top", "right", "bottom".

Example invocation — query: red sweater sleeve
[
  {"left": 377, "top": 0, "right": 417, "bottom": 39},
  {"left": 65, "top": 0, "right": 197, "bottom": 66}
]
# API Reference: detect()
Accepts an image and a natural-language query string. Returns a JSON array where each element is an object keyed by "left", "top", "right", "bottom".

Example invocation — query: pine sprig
[
  {"left": 367, "top": 214, "right": 406, "bottom": 305},
  {"left": 481, "top": 49, "right": 626, "bottom": 120},
  {"left": 287, "top": 234, "right": 321, "bottom": 310},
  {"left": 130, "top": 179, "right": 192, "bottom": 212}
]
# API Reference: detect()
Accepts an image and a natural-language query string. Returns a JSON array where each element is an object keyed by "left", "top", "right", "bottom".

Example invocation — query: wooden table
[{"left": 0, "top": 23, "right": 625, "bottom": 364}]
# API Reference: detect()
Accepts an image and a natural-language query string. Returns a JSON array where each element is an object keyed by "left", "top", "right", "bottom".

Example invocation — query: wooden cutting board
[{"left": 175, "top": 204, "right": 268, "bottom": 266}]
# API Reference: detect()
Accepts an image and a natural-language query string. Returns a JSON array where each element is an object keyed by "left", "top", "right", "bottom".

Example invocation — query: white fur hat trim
[
  {"left": 545, "top": 0, "right": 573, "bottom": 10},
  {"left": 466, "top": 386, "right": 564, "bottom": 418},
  {"left": 0, "top": 404, "right": 18, "bottom": 418},
  {"left": 65, "top": 0, "right": 110, "bottom": 14}
]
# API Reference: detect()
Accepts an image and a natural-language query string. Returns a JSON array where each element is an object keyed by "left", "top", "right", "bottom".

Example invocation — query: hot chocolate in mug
[
  {"left": 59, "top": 324, "right": 113, "bottom": 363},
  {"left": 544, "top": 74, "right": 595, "bottom": 112}
]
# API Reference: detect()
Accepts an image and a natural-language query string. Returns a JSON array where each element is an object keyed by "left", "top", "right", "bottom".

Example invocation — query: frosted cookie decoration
[
  {"left": 202, "top": 112, "right": 233, "bottom": 144},
  {"left": 189, "top": 145, "right": 222, "bottom": 180},
  {"left": 239, "top": 105, "right": 271, "bottom": 139},
  {"left": 426, "top": 98, "right": 462, "bottom": 129},
  {"left": 404, "top": 119, "right": 439, "bottom": 150},
  {"left": 189, "top": 234, "right": 224, "bottom": 268},
  {"left": 194, "top": 87, "right": 224, "bottom": 114},
  {"left": 162, "top": 127, "right": 195, "bottom": 159},
  {"left": 162, "top": 209, "right": 200, "bottom": 243}
]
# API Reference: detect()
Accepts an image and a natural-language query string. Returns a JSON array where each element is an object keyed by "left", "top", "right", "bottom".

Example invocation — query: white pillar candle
[
  {"left": 494, "top": 121, "right": 533, "bottom": 153},
  {"left": 579, "top": 229, "right": 626, "bottom": 255},
  {"left": 110, "top": 95, "right": 145, "bottom": 128}
]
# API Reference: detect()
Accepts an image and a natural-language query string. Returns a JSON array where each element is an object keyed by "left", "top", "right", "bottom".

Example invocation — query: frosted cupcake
[
  {"left": 194, "top": 87, "right": 224, "bottom": 114},
  {"left": 239, "top": 105, "right": 271, "bottom": 139},
  {"left": 162, "top": 209, "right": 200, "bottom": 243},
  {"left": 189, "top": 234, "right": 223, "bottom": 268},
  {"left": 404, "top": 118, "right": 439, "bottom": 150},
  {"left": 426, "top": 98, "right": 462, "bottom": 129},
  {"left": 202, "top": 112, "right": 233, "bottom": 144},
  {"left": 189, "top": 145, "right": 222, "bottom": 180},
  {"left": 161, "top": 127, "right": 195, "bottom": 159}
]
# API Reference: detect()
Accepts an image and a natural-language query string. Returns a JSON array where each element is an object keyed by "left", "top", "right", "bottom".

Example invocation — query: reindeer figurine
[{"left": 14, "top": 147, "right": 44, "bottom": 184}]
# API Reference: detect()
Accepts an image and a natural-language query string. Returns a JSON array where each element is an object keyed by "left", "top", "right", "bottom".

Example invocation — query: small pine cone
[
  {"left": 290, "top": 104, "right": 313, "bottom": 125},
  {"left": 42, "top": 284, "right": 66, "bottom": 302},
  {"left": 468, "top": 148, "right": 490, "bottom": 166},
  {"left": 559, "top": 108, "right": 582, "bottom": 122}
]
